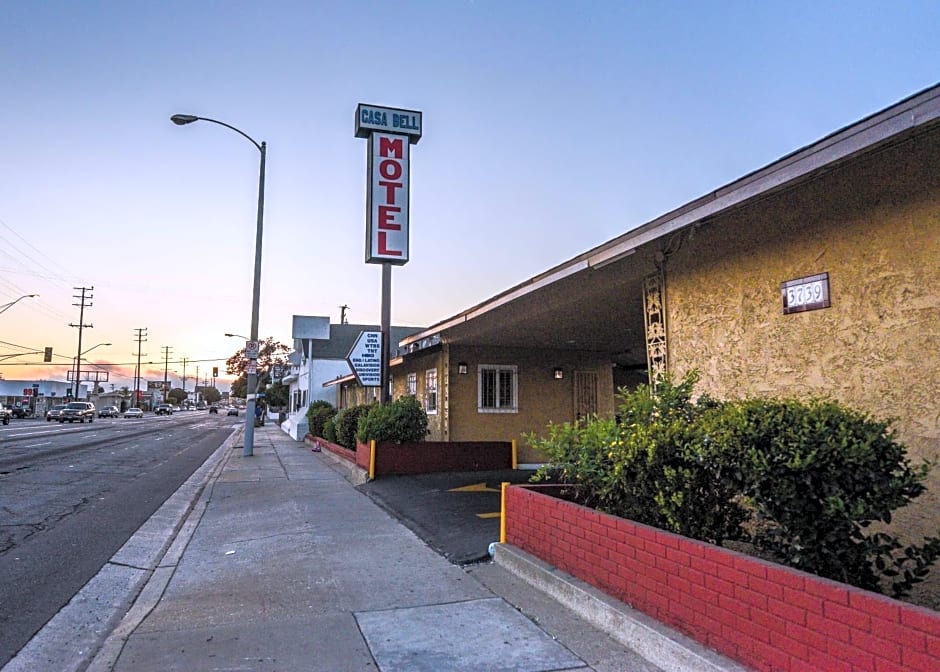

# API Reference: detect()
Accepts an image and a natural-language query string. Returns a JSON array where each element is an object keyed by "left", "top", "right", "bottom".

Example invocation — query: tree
[
  {"left": 265, "top": 382, "right": 289, "bottom": 408},
  {"left": 202, "top": 387, "right": 221, "bottom": 404},
  {"left": 168, "top": 388, "right": 188, "bottom": 405},
  {"left": 226, "top": 337, "right": 291, "bottom": 399}
]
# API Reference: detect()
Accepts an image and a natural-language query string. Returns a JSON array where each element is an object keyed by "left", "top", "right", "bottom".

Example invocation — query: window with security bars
[
  {"left": 425, "top": 368, "right": 438, "bottom": 414},
  {"left": 407, "top": 372, "right": 417, "bottom": 396},
  {"left": 478, "top": 365, "right": 517, "bottom": 413}
]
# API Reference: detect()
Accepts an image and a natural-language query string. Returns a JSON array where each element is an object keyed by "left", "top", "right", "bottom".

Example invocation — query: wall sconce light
[
  {"left": 457, "top": 362, "right": 468, "bottom": 375},
  {"left": 553, "top": 367, "right": 564, "bottom": 379}
]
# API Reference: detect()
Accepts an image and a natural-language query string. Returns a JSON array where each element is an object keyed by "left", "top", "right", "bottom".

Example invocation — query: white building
[{"left": 280, "top": 317, "right": 422, "bottom": 440}]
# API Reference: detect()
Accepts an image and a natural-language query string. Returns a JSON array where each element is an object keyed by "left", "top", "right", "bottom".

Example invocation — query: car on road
[
  {"left": 11, "top": 406, "right": 31, "bottom": 419},
  {"left": 123, "top": 408, "right": 144, "bottom": 418},
  {"left": 154, "top": 403, "right": 173, "bottom": 416},
  {"left": 227, "top": 407, "right": 238, "bottom": 417},
  {"left": 0, "top": 406, "right": 11, "bottom": 425},
  {"left": 208, "top": 404, "right": 219, "bottom": 414},
  {"left": 59, "top": 402, "right": 96, "bottom": 423},
  {"left": 98, "top": 406, "right": 120, "bottom": 418},
  {"left": 46, "top": 404, "right": 68, "bottom": 421}
]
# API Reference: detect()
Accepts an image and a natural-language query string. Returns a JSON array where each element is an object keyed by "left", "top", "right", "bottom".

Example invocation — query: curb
[{"left": 493, "top": 544, "right": 750, "bottom": 672}]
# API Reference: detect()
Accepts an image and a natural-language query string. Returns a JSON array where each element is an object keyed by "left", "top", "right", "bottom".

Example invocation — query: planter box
[
  {"left": 505, "top": 484, "right": 940, "bottom": 672},
  {"left": 308, "top": 437, "right": 512, "bottom": 477}
]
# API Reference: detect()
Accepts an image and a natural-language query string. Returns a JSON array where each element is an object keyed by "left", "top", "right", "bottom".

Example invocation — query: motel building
[{"left": 363, "top": 84, "right": 938, "bottom": 543}]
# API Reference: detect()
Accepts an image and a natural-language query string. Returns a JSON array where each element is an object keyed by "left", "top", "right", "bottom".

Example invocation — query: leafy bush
[
  {"left": 305, "top": 400, "right": 336, "bottom": 439},
  {"left": 531, "top": 372, "right": 748, "bottom": 545},
  {"left": 712, "top": 398, "right": 940, "bottom": 597},
  {"left": 323, "top": 416, "right": 337, "bottom": 443},
  {"left": 357, "top": 395, "right": 429, "bottom": 444},
  {"left": 333, "top": 404, "right": 372, "bottom": 450},
  {"left": 530, "top": 371, "right": 940, "bottom": 596}
]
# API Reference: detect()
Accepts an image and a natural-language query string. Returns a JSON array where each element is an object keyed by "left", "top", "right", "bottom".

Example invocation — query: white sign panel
[
  {"left": 366, "top": 132, "right": 410, "bottom": 265},
  {"left": 245, "top": 340, "right": 260, "bottom": 359},
  {"left": 346, "top": 331, "right": 382, "bottom": 387},
  {"left": 355, "top": 103, "right": 422, "bottom": 143}
]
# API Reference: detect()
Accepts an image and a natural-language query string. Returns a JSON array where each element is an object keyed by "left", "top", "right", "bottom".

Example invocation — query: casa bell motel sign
[{"left": 355, "top": 103, "right": 422, "bottom": 265}]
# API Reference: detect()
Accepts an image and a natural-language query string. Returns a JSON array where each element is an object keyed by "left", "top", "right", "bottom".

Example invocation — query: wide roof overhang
[{"left": 399, "top": 84, "right": 940, "bottom": 366}]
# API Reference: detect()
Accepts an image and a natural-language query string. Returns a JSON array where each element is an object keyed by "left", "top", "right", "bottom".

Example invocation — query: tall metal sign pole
[{"left": 355, "top": 103, "right": 422, "bottom": 404}]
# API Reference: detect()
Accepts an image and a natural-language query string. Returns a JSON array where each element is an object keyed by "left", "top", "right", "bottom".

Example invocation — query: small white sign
[
  {"left": 246, "top": 340, "right": 260, "bottom": 359},
  {"left": 346, "top": 331, "right": 382, "bottom": 387},
  {"left": 247, "top": 360, "right": 257, "bottom": 375}
]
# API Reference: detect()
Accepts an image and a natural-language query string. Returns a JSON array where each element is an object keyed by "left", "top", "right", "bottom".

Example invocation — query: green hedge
[
  {"left": 305, "top": 400, "right": 336, "bottom": 439},
  {"left": 357, "top": 395, "right": 428, "bottom": 444},
  {"left": 529, "top": 371, "right": 939, "bottom": 597},
  {"left": 333, "top": 404, "right": 372, "bottom": 450}
]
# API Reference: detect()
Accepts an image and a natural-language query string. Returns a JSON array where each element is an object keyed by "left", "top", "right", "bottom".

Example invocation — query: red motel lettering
[{"left": 367, "top": 132, "right": 409, "bottom": 263}]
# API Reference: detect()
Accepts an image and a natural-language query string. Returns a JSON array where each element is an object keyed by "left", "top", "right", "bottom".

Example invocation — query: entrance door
[{"left": 574, "top": 370, "right": 598, "bottom": 422}]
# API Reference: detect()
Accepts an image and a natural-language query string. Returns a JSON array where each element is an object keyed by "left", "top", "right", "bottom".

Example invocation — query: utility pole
[
  {"left": 69, "top": 286, "right": 94, "bottom": 399},
  {"left": 195, "top": 365, "right": 200, "bottom": 403},
  {"left": 182, "top": 357, "right": 188, "bottom": 401},
  {"left": 133, "top": 328, "right": 147, "bottom": 408},
  {"left": 162, "top": 345, "right": 173, "bottom": 403}
]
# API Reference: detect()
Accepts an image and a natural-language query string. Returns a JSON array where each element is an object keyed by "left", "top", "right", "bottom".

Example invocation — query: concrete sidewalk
[{"left": 7, "top": 424, "right": 745, "bottom": 671}]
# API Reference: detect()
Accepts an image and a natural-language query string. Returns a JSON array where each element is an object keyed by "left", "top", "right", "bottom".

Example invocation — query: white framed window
[
  {"left": 407, "top": 372, "right": 417, "bottom": 396},
  {"left": 478, "top": 365, "right": 517, "bottom": 413},
  {"left": 424, "top": 368, "right": 438, "bottom": 414}
]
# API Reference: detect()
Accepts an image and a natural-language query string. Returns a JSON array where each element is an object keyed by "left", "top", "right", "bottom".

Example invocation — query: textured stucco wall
[
  {"left": 442, "top": 345, "right": 615, "bottom": 464},
  {"left": 666, "top": 130, "right": 940, "bottom": 540}
]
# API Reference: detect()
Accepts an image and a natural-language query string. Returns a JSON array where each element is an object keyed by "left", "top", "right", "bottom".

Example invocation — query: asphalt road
[
  {"left": 0, "top": 411, "right": 235, "bottom": 666},
  {"left": 358, "top": 469, "right": 538, "bottom": 564}
]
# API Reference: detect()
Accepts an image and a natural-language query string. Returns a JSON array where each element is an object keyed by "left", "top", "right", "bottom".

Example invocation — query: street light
[
  {"left": 224, "top": 333, "right": 249, "bottom": 340},
  {"left": 0, "top": 294, "right": 38, "bottom": 315},
  {"left": 74, "top": 342, "right": 111, "bottom": 399},
  {"left": 173, "top": 113, "right": 266, "bottom": 457}
]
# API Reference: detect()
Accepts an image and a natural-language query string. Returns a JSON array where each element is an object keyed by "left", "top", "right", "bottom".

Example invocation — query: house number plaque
[{"left": 781, "top": 272, "right": 830, "bottom": 315}]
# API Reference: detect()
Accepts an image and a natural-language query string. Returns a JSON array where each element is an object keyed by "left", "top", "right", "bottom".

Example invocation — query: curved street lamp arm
[{"left": 174, "top": 115, "right": 263, "bottom": 153}]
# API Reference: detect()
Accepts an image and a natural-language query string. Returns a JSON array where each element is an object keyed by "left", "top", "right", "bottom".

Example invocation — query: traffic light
[
  {"left": 212, "top": 366, "right": 218, "bottom": 377},
  {"left": 43, "top": 347, "right": 53, "bottom": 362}
]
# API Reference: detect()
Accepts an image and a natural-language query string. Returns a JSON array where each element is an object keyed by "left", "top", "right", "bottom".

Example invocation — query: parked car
[
  {"left": 98, "top": 406, "right": 120, "bottom": 418},
  {"left": 227, "top": 407, "right": 238, "bottom": 417},
  {"left": 0, "top": 405, "right": 11, "bottom": 425},
  {"left": 11, "top": 406, "right": 30, "bottom": 419},
  {"left": 59, "top": 401, "right": 96, "bottom": 423},
  {"left": 46, "top": 403, "right": 68, "bottom": 421},
  {"left": 123, "top": 408, "right": 144, "bottom": 418},
  {"left": 154, "top": 403, "right": 173, "bottom": 416},
  {"left": 209, "top": 405, "right": 219, "bottom": 414}
]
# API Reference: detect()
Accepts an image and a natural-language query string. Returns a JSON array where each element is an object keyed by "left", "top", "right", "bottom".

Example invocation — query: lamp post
[
  {"left": 0, "top": 294, "right": 38, "bottom": 315},
  {"left": 173, "top": 114, "right": 265, "bottom": 456},
  {"left": 74, "top": 342, "right": 111, "bottom": 399}
]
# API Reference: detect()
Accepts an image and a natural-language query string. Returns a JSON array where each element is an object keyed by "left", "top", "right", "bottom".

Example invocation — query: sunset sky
[{"left": 1, "top": 1, "right": 937, "bottom": 392}]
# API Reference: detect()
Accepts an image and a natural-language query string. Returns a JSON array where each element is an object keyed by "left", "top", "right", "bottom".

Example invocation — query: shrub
[
  {"left": 357, "top": 395, "right": 429, "bottom": 444},
  {"left": 531, "top": 372, "right": 748, "bottom": 546},
  {"left": 323, "top": 416, "right": 337, "bottom": 443},
  {"left": 713, "top": 398, "right": 940, "bottom": 597},
  {"left": 333, "top": 404, "right": 372, "bottom": 450},
  {"left": 305, "top": 400, "right": 336, "bottom": 439},
  {"left": 530, "top": 373, "right": 940, "bottom": 597}
]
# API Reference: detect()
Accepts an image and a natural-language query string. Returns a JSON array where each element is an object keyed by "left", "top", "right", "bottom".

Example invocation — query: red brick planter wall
[
  {"left": 505, "top": 485, "right": 940, "bottom": 672},
  {"left": 369, "top": 440, "right": 512, "bottom": 475},
  {"left": 310, "top": 437, "right": 512, "bottom": 476}
]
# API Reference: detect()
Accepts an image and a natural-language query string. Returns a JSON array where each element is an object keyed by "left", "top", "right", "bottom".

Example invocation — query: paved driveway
[{"left": 358, "top": 469, "right": 537, "bottom": 564}]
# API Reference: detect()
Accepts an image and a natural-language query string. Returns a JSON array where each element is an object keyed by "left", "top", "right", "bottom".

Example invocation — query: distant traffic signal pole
[{"left": 172, "top": 114, "right": 266, "bottom": 457}]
